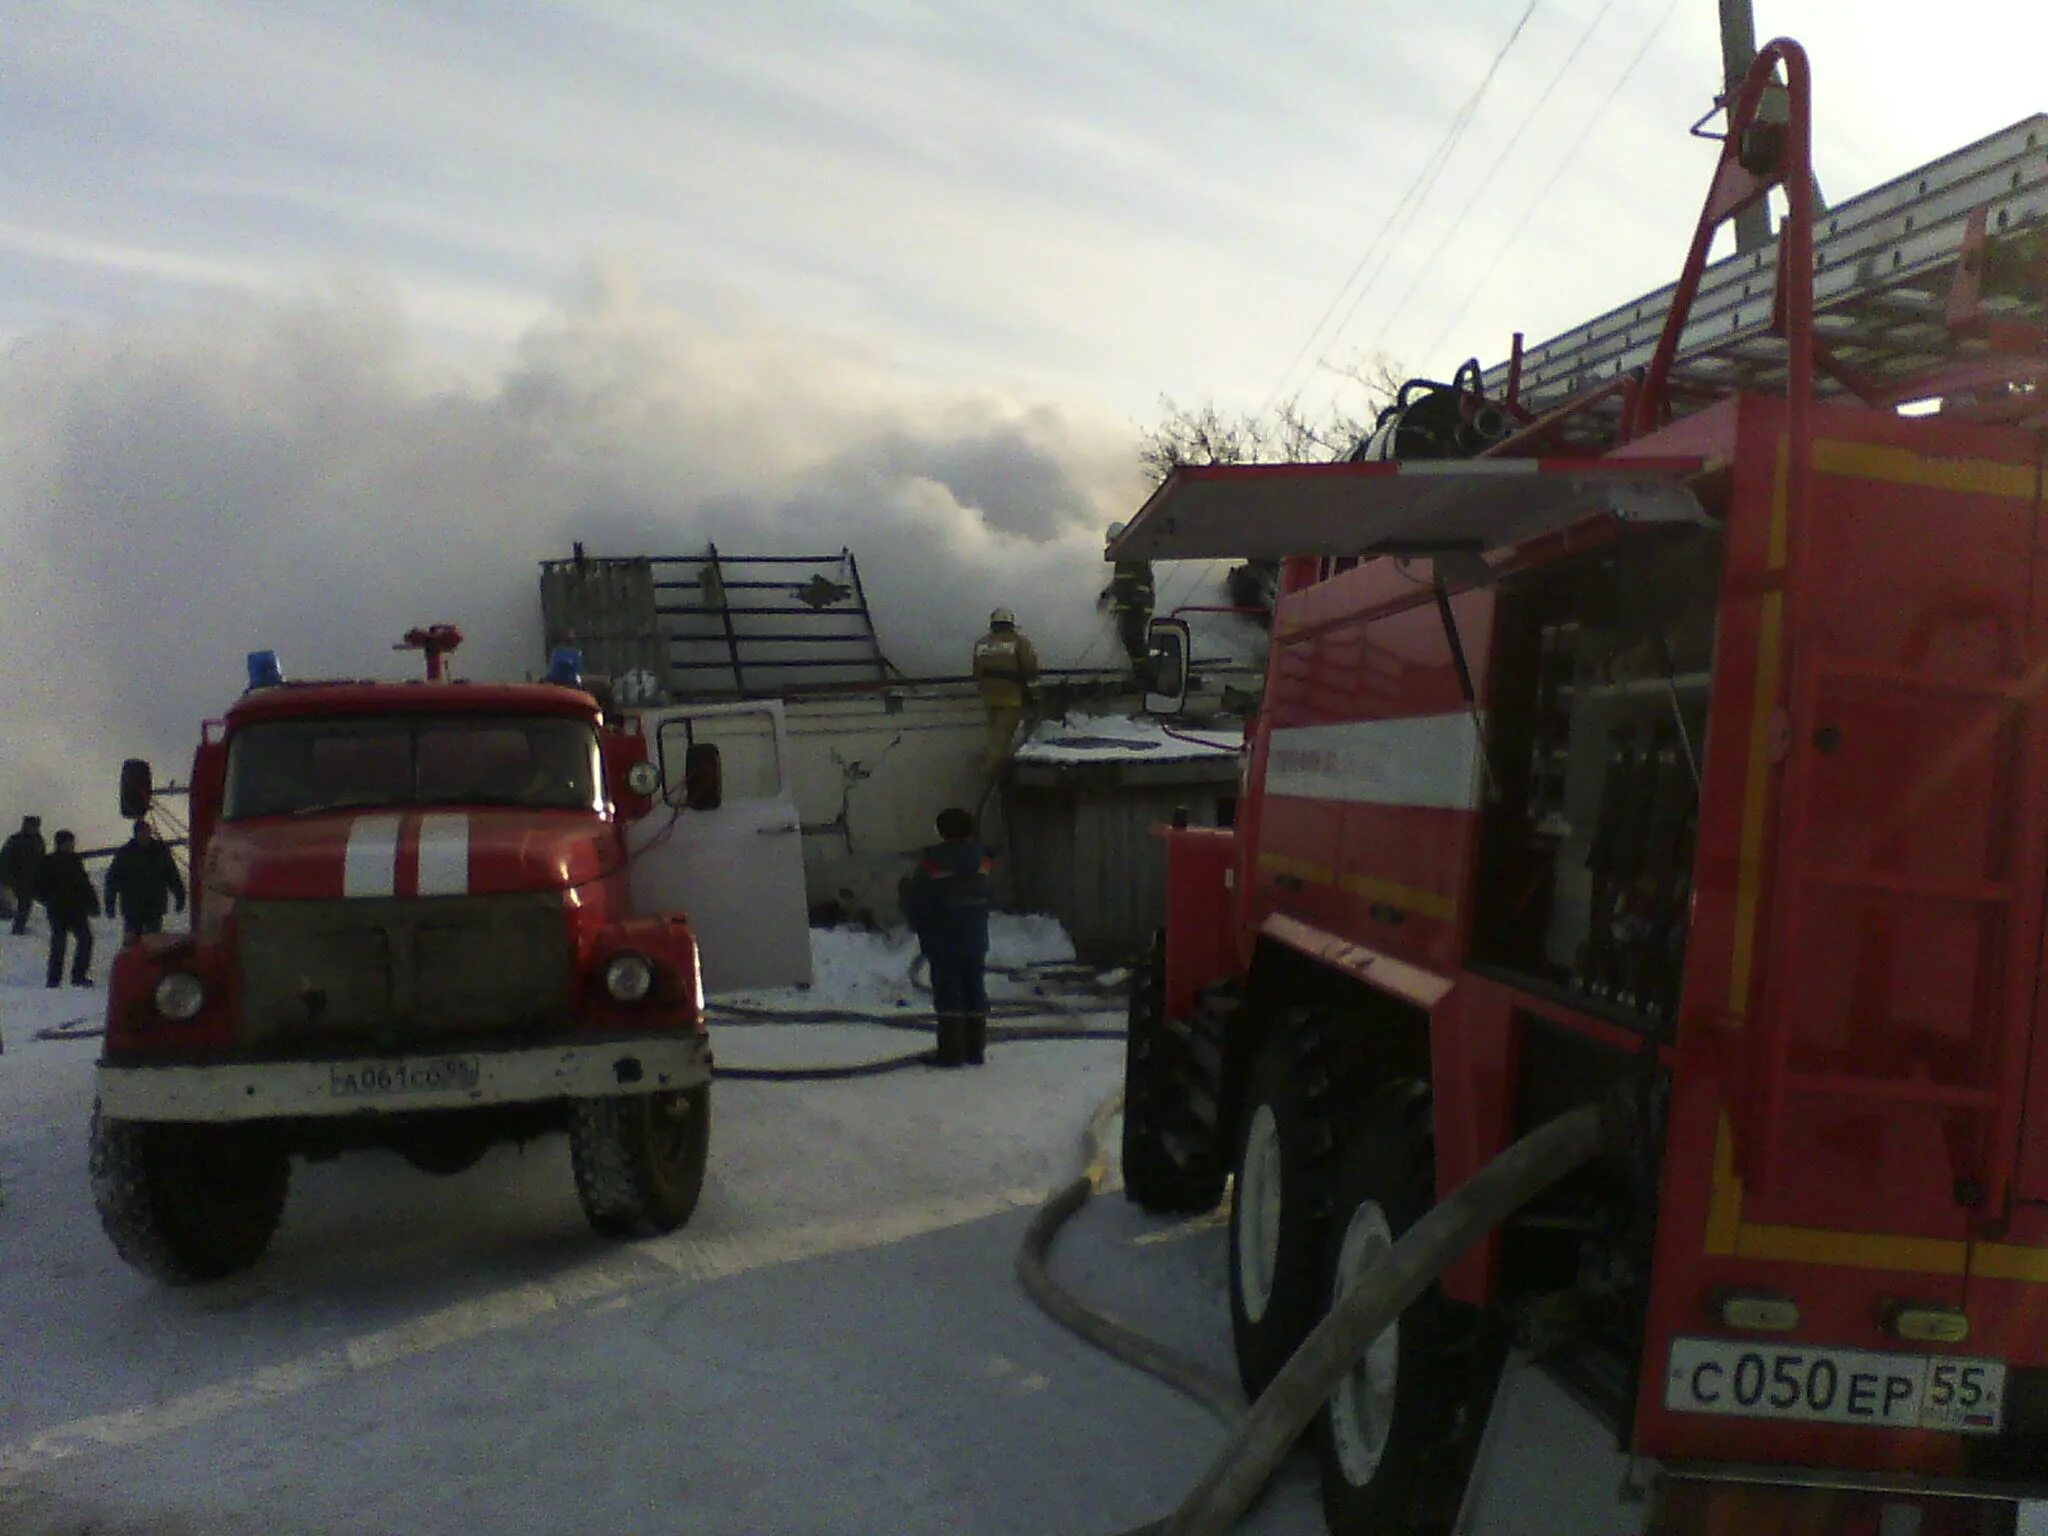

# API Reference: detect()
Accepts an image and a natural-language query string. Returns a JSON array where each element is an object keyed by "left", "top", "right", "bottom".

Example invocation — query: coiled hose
[{"left": 1017, "top": 1097, "right": 1618, "bottom": 1536}]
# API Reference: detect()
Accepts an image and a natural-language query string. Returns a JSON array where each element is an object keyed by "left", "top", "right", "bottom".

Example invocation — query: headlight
[
  {"left": 625, "top": 761, "right": 661, "bottom": 797},
  {"left": 604, "top": 952, "right": 655, "bottom": 1003},
  {"left": 154, "top": 971, "right": 206, "bottom": 1022}
]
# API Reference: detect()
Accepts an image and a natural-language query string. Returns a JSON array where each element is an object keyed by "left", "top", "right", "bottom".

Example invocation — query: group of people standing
[{"left": 0, "top": 816, "right": 186, "bottom": 988}]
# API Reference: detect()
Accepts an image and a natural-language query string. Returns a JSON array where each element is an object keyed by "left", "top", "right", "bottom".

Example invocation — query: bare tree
[
  {"left": 1137, "top": 353, "right": 1406, "bottom": 484},
  {"left": 1133, "top": 354, "right": 1408, "bottom": 631}
]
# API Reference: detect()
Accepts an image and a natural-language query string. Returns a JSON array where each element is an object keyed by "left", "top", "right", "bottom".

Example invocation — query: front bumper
[{"left": 95, "top": 1035, "right": 713, "bottom": 1124}]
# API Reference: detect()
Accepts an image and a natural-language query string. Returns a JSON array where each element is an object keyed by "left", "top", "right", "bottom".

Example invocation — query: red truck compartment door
[
  {"left": 2021, "top": 455, "right": 2048, "bottom": 1207},
  {"left": 1740, "top": 429, "right": 2047, "bottom": 1231}
]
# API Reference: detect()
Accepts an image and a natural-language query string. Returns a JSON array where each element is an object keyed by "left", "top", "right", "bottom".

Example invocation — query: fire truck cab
[
  {"left": 90, "top": 632, "right": 806, "bottom": 1284},
  {"left": 1118, "top": 43, "right": 2048, "bottom": 1535}
]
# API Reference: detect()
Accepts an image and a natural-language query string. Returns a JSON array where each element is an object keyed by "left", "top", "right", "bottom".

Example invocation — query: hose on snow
[
  {"left": 1015, "top": 1094, "right": 1243, "bottom": 1425},
  {"left": 1148, "top": 1101, "right": 1615, "bottom": 1536},
  {"left": 713, "top": 1024, "right": 1125, "bottom": 1082},
  {"left": 712, "top": 1001, "right": 1107, "bottom": 1031},
  {"left": 1013, "top": 1092, "right": 1618, "bottom": 1536}
]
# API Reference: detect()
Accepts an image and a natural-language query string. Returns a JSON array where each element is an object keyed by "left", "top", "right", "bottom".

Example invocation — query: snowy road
[{"left": 1, "top": 923, "right": 1321, "bottom": 1536}]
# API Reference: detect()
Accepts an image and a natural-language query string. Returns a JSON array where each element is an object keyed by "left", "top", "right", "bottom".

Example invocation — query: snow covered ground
[{"left": 0, "top": 917, "right": 1319, "bottom": 1535}]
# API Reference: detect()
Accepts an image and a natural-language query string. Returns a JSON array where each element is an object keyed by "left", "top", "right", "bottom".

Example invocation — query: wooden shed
[{"left": 1001, "top": 717, "right": 1242, "bottom": 964}]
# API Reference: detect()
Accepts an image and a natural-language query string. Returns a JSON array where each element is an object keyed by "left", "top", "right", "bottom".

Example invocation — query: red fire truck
[
  {"left": 1116, "top": 42, "right": 2048, "bottom": 1534},
  {"left": 88, "top": 627, "right": 768, "bottom": 1283}
]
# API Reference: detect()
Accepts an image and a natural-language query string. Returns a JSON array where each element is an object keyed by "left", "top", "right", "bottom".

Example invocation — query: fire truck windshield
[{"left": 222, "top": 714, "right": 605, "bottom": 819}]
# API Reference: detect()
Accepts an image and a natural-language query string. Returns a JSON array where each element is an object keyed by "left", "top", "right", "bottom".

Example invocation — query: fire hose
[
  {"left": 712, "top": 1024, "right": 1124, "bottom": 1082},
  {"left": 708, "top": 974, "right": 1126, "bottom": 1081},
  {"left": 1018, "top": 1097, "right": 1620, "bottom": 1536}
]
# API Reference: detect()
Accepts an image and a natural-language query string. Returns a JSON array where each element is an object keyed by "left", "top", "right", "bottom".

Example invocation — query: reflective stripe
[
  {"left": 1264, "top": 714, "right": 1483, "bottom": 811},
  {"left": 342, "top": 815, "right": 401, "bottom": 898},
  {"left": 415, "top": 814, "right": 470, "bottom": 896}
]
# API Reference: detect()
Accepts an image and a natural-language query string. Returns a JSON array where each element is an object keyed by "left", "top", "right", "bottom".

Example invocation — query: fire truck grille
[{"left": 235, "top": 894, "right": 575, "bottom": 1049}]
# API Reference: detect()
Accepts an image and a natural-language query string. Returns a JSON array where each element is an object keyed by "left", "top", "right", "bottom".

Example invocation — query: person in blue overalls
[{"left": 903, "top": 807, "right": 994, "bottom": 1067}]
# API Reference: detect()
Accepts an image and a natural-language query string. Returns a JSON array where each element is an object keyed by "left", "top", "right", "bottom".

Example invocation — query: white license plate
[
  {"left": 1665, "top": 1338, "right": 2005, "bottom": 1434},
  {"left": 328, "top": 1056, "right": 482, "bottom": 1099}
]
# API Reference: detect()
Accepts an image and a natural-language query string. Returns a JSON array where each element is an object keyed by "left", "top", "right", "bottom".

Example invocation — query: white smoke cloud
[{"left": 0, "top": 264, "right": 1161, "bottom": 848}]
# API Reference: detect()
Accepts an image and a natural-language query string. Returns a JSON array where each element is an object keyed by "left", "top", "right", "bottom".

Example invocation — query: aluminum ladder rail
[{"left": 1479, "top": 115, "right": 2048, "bottom": 434}]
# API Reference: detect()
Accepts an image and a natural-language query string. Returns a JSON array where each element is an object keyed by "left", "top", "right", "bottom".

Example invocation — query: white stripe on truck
[
  {"left": 415, "top": 814, "right": 470, "bottom": 896},
  {"left": 1263, "top": 713, "right": 1484, "bottom": 811},
  {"left": 342, "top": 814, "right": 402, "bottom": 898}
]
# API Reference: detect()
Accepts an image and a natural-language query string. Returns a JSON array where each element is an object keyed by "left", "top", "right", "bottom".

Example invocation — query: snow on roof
[{"left": 1012, "top": 710, "right": 1241, "bottom": 766}]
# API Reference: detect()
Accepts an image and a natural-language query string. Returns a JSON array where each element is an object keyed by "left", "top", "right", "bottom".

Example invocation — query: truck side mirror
[
  {"left": 683, "top": 743, "right": 723, "bottom": 811},
  {"left": 119, "top": 758, "right": 154, "bottom": 820},
  {"left": 1143, "top": 620, "right": 1191, "bottom": 715}
]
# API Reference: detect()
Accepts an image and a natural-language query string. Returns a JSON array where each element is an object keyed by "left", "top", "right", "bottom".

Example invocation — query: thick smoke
[{"left": 0, "top": 266, "right": 1152, "bottom": 847}]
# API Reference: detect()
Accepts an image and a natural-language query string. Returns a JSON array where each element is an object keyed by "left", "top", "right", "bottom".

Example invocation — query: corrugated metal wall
[{"left": 1004, "top": 777, "right": 1235, "bottom": 963}]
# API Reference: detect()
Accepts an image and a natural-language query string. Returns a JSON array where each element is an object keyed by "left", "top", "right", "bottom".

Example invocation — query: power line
[
  {"left": 1358, "top": 0, "right": 1622, "bottom": 368},
  {"left": 1245, "top": 3, "right": 1548, "bottom": 423},
  {"left": 1129, "top": 2, "right": 1559, "bottom": 663},
  {"left": 1276, "top": 0, "right": 1545, "bottom": 423},
  {"left": 1419, "top": 0, "right": 1685, "bottom": 365}
]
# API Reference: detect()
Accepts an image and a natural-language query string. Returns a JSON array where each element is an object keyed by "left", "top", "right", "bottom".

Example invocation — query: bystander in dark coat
[
  {"left": 105, "top": 820, "right": 186, "bottom": 940},
  {"left": 1, "top": 815, "right": 44, "bottom": 936},
  {"left": 35, "top": 830, "right": 99, "bottom": 988}
]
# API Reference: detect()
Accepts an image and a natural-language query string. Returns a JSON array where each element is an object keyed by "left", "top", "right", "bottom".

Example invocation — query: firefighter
[
  {"left": 902, "top": 807, "right": 994, "bottom": 1067},
  {"left": 1, "top": 814, "right": 44, "bottom": 935},
  {"left": 35, "top": 830, "right": 99, "bottom": 988},
  {"left": 972, "top": 608, "right": 1040, "bottom": 769},
  {"left": 103, "top": 820, "right": 187, "bottom": 942},
  {"left": 1099, "top": 523, "right": 1155, "bottom": 677}
]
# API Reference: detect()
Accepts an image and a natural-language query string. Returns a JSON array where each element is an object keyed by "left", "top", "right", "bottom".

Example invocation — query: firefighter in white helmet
[{"left": 972, "top": 607, "right": 1040, "bottom": 769}]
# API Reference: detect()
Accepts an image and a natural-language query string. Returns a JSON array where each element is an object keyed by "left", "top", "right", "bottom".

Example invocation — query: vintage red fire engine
[
  {"left": 91, "top": 626, "right": 715, "bottom": 1282},
  {"left": 1117, "top": 42, "right": 2048, "bottom": 1535}
]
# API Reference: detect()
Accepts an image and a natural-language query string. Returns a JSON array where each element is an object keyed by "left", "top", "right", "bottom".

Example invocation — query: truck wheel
[
  {"left": 89, "top": 1107, "right": 290, "bottom": 1284},
  {"left": 1122, "top": 936, "right": 1227, "bottom": 1213},
  {"left": 569, "top": 1085, "right": 709, "bottom": 1238},
  {"left": 1228, "top": 1012, "right": 1347, "bottom": 1396},
  {"left": 1315, "top": 1082, "right": 1463, "bottom": 1535}
]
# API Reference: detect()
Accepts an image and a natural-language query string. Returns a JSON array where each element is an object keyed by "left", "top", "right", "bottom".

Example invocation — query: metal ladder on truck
[{"left": 1479, "top": 111, "right": 2048, "bottom": 442}]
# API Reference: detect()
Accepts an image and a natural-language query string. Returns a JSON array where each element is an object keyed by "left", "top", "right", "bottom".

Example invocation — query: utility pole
[{"left": 1718, "top": 0, "right": 1773, "bottom": 254}]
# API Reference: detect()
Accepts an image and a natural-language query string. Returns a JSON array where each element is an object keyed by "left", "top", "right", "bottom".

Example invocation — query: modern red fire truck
[
  {"left": 1117, "top": 43, "right": 2048, "bottom": 1534},
  {"left": 89, "top": 628, "right": 740, "bottom": 1283}
]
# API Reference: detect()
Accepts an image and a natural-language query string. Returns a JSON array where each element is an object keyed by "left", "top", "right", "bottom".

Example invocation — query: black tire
[
  {"left": 1227, "top": 1010, "right": 1348, "bottom": 1396},
  {"left": 1314, "top": 1082, "right": 1466, "bottom": 1535},
  {"left": 1121, "top": 938, "right": 1229, "bottom": 1214},
  {"left": 568, "top": 1085, "right": 709, "bottom": 1238},
  {"left": 89, "top": 1107, "right": 290, "bottom": 1284}
]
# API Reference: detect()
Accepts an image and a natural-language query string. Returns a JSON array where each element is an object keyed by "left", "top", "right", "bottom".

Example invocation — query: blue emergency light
[
  {"left": 546, "top": 646, "right": 584, "bottom": 688},
  {"left": 246, "top": 650, "right": 285, "bottom": 690}
]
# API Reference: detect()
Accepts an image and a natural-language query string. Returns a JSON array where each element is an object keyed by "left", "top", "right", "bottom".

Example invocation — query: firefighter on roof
[
  {"left": 972, "top": 607, "right": 1040, "bottom": 769},
  {"left": 903, "top": 807, "right": 994, "bottom": 1067},
  {"left": 1100, "top": 523, "right": 1155, "bottom": 677}
]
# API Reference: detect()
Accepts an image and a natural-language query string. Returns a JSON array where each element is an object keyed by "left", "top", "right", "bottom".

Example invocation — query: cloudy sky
[{"left": 2, "top": 1, "right": 2042, "bottom": 843}]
